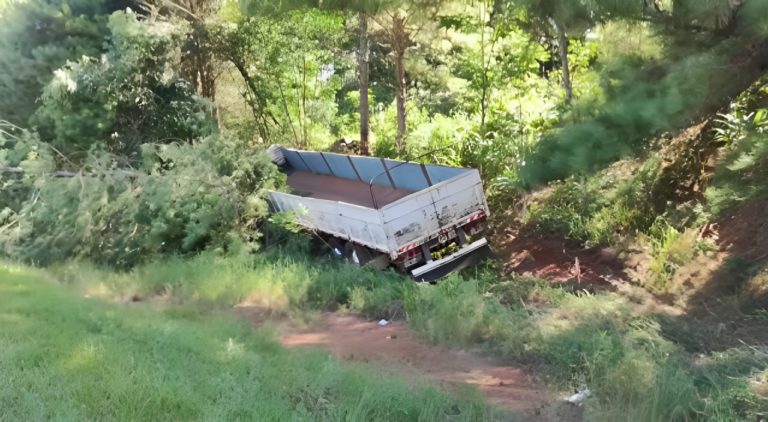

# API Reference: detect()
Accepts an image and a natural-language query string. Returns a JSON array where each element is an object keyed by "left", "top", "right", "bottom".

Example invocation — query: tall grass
[
  {"left": 29, "top": 247, "right": 768, "bottom": 421},
  {"left": 50, "top": 248, "right": 408, "bottom": 318},
  {"left": 0, "top": 263, "right": 493, "bottom": 421},
  {"left": 402, "top": 278, "right": 768, "bottom": 421}
]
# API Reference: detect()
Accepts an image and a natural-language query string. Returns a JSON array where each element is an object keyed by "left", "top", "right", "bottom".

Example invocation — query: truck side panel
[{"left": 268, "top": 192, "right": 389, "bottom": 253}]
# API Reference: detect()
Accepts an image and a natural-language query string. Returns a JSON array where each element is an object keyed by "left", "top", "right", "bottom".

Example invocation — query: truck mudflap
[{"left": 411, "top": 238, "right": 492, "bottom": 282}]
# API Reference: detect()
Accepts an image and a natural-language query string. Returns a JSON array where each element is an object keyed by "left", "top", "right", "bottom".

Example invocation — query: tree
[
  {"left": 32, "top": 11, "right": 214, "bottom": 162},
  {"left": 241, "top": 0, "right": 448, "bottom": 154},
  {"left": 0, "top": 0, "right": 130, "bottom": 125},
  {"left": 241, "top": 0, "right": 386, "bottom": 154},
  {"left": 358, "top": 12, "right": 371, "bottom": 154},
  {"left": 367, "top": 0, "right": 445, "bottom": 152},
  {"left": 210, "top": 6, "right": 346, "bottom": 146},
  {"left": 500, "top": 0, "right": 643, "bottom": 105},
  {"left": 156, "top": 0, "right": 220, "bottom": 98}
]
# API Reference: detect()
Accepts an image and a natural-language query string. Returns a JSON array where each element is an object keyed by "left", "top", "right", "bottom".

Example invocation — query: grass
[
  {"left": 6, "top": 242, "right": 768, "bottom": 421},
  {"left": 644, "top": 220, "right": 701, "bottom": 293},
  {"left": 406, "top": 278, "right": 768, "bottom": 421},
  {"left": 525, "top": 158, "right": 662, "bottom": 247},
  {"left": 0, "top": 262, "right": 493, "bottom": 421}
]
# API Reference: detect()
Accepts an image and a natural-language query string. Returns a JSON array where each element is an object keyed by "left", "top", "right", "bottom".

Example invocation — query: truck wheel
[
  {"left": 344, "top": 242, "right": 373, "bottom": 266},
  {"left": 326, "top": 237, "right": 345, "bottom": 258}
]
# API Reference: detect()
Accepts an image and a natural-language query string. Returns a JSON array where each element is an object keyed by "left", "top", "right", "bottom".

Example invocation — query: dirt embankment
[{"left": 494, "top": 231, "right": 627, "bottom": 288}]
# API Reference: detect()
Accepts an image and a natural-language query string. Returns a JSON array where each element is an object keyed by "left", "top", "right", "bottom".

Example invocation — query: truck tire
[
  {"left": 344, "top": 242, "right": 373, "bottom": 266},
  {"left": 326, "top": 237, "right": 345, "bottom": 258}
]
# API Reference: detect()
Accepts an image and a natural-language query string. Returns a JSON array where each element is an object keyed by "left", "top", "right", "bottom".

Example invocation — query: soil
[
  {"left": 714, "top": 197, "right": 768, "bottom": 262},
  {"left": 236, "top": 308, "right": 583, "bottom": 421},
  {"left": 493, "top": 229, "right": 627, "bottom": 289}
]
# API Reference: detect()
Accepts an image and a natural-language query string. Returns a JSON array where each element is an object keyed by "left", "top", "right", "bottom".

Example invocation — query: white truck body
[{"left": 267, "top": 146, "right": 490, "bottom": 280}]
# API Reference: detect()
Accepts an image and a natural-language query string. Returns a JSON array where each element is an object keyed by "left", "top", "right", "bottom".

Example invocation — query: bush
[
  {"left": 32, "top": 10, "right": 214, "bottom": 161},
  {"left": 526, "top": 157, "right": 663, "bottom": 245},
  {"left": 644, "top": 219, "right": 701, "bottom": 293},
  {"left": 0, "top": 133, "right": 283, "bottom": 267},
  {"left": 707, "top": 75, "right": 768, "bottom": 215}
]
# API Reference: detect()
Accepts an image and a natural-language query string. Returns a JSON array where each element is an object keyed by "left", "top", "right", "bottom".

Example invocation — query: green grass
[
  {"left": 525, "top": 158, "right": 662, "bottom": 246},
  {"left": 0, "top": 263, "right": 493, "bottom": 421},
  {"left": 10, "top": 246, "right": 768, "bottom": 421},
  {"left": 405, "top": 277, "right": 768, "bottom": 420},
  {"left": 49, "top": 247, "right": 409, "bottom": 319}
]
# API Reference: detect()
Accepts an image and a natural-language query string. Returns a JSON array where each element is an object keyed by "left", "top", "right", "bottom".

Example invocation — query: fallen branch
[{"left": 1, "top": 166, "right": 140, "bottom": 178}]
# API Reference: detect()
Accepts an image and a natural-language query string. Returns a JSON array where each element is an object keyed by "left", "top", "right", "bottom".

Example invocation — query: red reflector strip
[
  {"left": 465, "top": 210, "right": 485, "bottom": 224},
  {"left": 397, "top": 242, "right": 421, "bottom": 254}
]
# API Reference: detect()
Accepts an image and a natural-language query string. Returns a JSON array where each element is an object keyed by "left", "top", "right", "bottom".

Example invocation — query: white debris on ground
[
  {"left": 377, "top": 319, "right": 390, "bottom": 326},
  {"left": 567, "top": 389, "right": 592, "bottom": 406}
]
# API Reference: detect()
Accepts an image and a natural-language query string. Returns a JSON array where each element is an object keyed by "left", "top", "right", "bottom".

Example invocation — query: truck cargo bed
[
  {"left": 267, "top": 146, "right": 491, "bottom": 280},
  {"left": 287, "top": 170, "right": 412, "bottom": 209}
]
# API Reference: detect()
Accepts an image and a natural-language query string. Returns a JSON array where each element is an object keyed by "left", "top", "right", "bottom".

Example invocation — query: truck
[{"left": 266, "top": 145, "right": 491, "bottom": 282}]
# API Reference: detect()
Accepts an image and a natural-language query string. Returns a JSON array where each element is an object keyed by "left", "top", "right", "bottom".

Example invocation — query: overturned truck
[{"left": 266, "top": 145, "right": 491, "bottom": 281}]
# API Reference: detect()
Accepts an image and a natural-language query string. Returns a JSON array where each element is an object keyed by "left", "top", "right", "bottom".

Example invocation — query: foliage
[
  {"left": 0, "top": 0, "right": 125, "bottom": 125},
  {"left": 32, "top": 11, "right": 214, "bottom": 162},
  {"left": 507, "top": 0, "right": 645, "bottom": 36},
  {"left": 210, "top": 5, "right": 347, "bottom": 147},
  {"left": 0, "top": 125, "right": 55, "bottom": 213},
  {"left": 707, "top": 76, "right": 768, "bottom": 215},
  {"left": 3, "top": 1, "right": 768, "bottom": 420},
  {"left": 645, "top": 220, "right": 699, "bottom": 292},
  {"left": 518, "top": 42, "right": 755, "bottom": 186},
  {"left": 527, "top": 158, "right": 663, "bottom": 245},
  {"left": 0, "top": 131, "right": 283, "bottom": 268}
]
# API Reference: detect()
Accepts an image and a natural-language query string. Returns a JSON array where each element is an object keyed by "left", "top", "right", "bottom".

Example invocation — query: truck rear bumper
[{"left": 411, "top": 238, "right": 491, "bottom": 282}]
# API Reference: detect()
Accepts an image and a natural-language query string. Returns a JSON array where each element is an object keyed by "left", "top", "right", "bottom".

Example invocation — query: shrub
[
  {"left": 707, "top": 75, "right": 768, "bottom": 215},
  {"left": 0, "top": 133, "right": 283, "bottom": 267},
  {"left": 32, "top": 10, "right": 214, "bottom": 161},
  {"left": 526, "top": 157, "right": 663, "bottom": 245},
  {"left": 644, "top": 219, "right": 700, "bottom": 292}
]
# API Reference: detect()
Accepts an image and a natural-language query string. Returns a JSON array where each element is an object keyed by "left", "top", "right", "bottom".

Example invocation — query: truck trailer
[{"left": 266, "top": 145, "right": 491, "bottom": 281}]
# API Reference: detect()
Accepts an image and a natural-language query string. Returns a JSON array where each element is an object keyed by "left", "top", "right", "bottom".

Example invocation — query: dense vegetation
[{"left": 2, "top": 0, "right": 768, "bottom": 420}]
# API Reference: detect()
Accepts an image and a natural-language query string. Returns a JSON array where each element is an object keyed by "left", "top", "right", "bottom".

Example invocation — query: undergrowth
[
  {"left": 707, "top": 74, "right": 768, "bottom": 216},
  {"left": 526, "top": 158, "right": 662, "bottom": 246},
  {"left": 34, "top": 243, "right": 768, "bottom": 421}
]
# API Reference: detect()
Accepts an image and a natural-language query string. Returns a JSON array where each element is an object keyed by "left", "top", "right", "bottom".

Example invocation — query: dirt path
[{"left": 237, "top": 308, "right": 581, "bottom": 421}]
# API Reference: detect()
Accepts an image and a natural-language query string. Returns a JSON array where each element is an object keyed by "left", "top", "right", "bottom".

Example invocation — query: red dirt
[
  {"left": 493, "top": 230, "right": 627, "bottom": 288},
  {"left": 237, "top": 309, "right": 581, "bottom": 421},
  {"left": 714, "top": 197, "right": 768, "bottom": 262},
  {"left": 287, "top": 170, "right": 412, "bottom": 208}
]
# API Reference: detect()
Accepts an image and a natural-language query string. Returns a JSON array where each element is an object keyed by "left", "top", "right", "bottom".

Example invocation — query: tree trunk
[
  {"left": 392, "top": 13, "right": 408, "bottom": 153},
  {"left": 358, "top": 12, "right": 370, "bottom": 156},
  {"left": 232, "top": 60, "right": 274, "bottom": 141},
  {"left": 301, "top": 54, "right": 308, "bottom": 148},
  {"left": 276, "top": 77, "right": 300, "bottom": 146},
  {"left": 479, "top": 2, "right": 488, "bottom": 132},
  {"left": 549, "top": 18, "right": 572, "bottom": 105},
  {"left": 183, "top": 22, "right": 218, "bottom": 122}
]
